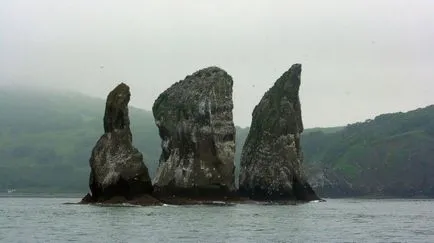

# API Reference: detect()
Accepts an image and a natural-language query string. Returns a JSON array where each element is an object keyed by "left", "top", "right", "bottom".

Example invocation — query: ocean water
[{"left": 1, "top": 197, "right": 434, "bottom": 243}]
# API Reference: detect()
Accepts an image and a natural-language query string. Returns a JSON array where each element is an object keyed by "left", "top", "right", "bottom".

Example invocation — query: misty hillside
[
  {"left": 1, "top": 89, "right": 434, "bottom": 198},
  {"left": 0, "top": 88, "right": 158, "bottom": 191},
  {"left": 304, "top": 106, "right": 434, "bottom": 197}
]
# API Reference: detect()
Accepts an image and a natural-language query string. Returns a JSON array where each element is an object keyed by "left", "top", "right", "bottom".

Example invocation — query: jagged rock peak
[
  {"left": 152, "top": 66, "right": 236, "bottom": 199},
  {"left": 84, "top": 83, "right": 155, "bottom": 204},
  {"left": 103, "top": 82, "right": 131, "bottom": 134},
  {"left": 239, "top": 64, "right": 319, "bottom": 202}
]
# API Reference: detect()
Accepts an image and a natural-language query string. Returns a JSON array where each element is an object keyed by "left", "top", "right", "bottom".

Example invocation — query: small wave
[
  {"left": 93, "top": 203, "right": 139, "bottom": 207},
  {"left": 310, "top": 199, "right": 327, "bottom": 203},
  {"left": 62, "top": 202, "right": 79, "bottom": 205},
  {"left": 121, "top": 203, "right": 137, "bottom": 207}
]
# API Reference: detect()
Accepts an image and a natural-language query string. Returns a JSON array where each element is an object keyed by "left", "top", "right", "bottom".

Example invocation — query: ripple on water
[{"left": 1, "top": 198, "right": 434, "bottom": 242}]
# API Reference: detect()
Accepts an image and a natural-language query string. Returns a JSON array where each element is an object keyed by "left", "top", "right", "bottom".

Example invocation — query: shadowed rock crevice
[
  {"left": 152, "top": 67, "right": 236, "bottom": 200},
  {"left": 82, "top": 83, "right": 156, "bottom": 204},
  {"left": 239, "top": 64, "right": 319, "bottom": 202}
]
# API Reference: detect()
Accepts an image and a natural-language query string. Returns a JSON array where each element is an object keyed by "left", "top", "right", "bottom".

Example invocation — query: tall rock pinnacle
[
  {"left": 152, "top": 67, "right": 236, "bottom": 199},
  {"left": 87, "top": 83, "right": 153, "bottom": 202},
  {"left": 239, "top": 64, "right": 319, "bottom": 201}
]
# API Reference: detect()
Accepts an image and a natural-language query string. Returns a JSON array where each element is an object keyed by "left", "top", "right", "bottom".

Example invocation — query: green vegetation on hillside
[
  {"left": 302, "top": 106, "right": 434, "bottom": 197},
  {"left": 0, "top": 89, "right": 158, "bottom": 192}
]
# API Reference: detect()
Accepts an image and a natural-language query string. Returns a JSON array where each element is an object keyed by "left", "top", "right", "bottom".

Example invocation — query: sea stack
[
  {"left": 83, "top": 83, "right": 156, "bottom": 204},
  {"left": 239, "top": 64, "right": 319, "bottom": 201},
  {"left": 152, "top": 67, "right": 236, "bottom": 201}
]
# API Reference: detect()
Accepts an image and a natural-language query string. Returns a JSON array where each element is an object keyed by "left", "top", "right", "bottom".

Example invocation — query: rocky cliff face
[
  {"left": 304, "top": 164, "right": 354, "bottom": 198},
  {"left": 152, "top": 67, "right": 236, "bottom": 199},
  {"left": 239, "top": 64, "right": 319, "bottom": 201},
  {"left": 86, "top": 83, "right": 154, "bottom": 202}
]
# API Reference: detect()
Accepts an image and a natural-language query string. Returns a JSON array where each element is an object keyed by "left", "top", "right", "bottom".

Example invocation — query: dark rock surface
[
  {"left": 304, "top": 164, "right": 354, "bottom": 198},
  {"left": 152, "top": 67, "right": 236, "bottom": 199},
  {"left": 239, "top": 64, "right": 319, "bottom": 201},
  {"left": 84, "top": 83, "right": 155, "bottom": 204}
]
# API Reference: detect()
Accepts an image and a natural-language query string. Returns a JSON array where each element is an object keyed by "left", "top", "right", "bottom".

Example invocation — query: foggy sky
[{"left": 1, "top": 0, "right": 433, "bottom": 128}]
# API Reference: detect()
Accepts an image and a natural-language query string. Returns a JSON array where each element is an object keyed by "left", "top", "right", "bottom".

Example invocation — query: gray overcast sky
[{"left": 1, "top": 0, "right": 433, "bottom": 128}]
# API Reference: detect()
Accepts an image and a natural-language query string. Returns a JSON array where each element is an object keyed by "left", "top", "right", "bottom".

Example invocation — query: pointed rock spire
[
  {"left": 239, "top": 64, "right": 319, "bottom": 201},
  {"left": 85, "top": 83, "right": 154, "bottom": 203}
]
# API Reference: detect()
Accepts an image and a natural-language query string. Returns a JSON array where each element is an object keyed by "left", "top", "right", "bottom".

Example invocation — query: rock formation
[
  {"left": 84, "top": 83, "right": 155, "bottom": 203},
  {"left": 239, "top": 64, "right": 319, "bottom": 201},
  {"left": 152, "top": 67, "right": 236, "bottom": 200}
]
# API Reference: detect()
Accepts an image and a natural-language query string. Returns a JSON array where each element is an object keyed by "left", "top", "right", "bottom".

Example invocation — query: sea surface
[{"left": 1, "top": 196, "right": 434, "bottom": 243}]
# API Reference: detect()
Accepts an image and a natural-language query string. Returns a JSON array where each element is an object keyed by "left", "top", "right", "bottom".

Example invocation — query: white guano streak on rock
[
  {"left": 198, "top": 99, "right": 207, "bottom": 116},
  {"left": 209, "top": 88, "right": 215, "bottom": 125},
  {"left": 101, "top": 151, "right": 132, "bottom": 188},
  {"left": 200, "top": 160, "right": 213, "bottom": 179},
  {"left": 153, "top": 148, "right": 176, "bottom": 185},
  {"left": 162, "top": 138, "right": 170, "bottom": 151}
]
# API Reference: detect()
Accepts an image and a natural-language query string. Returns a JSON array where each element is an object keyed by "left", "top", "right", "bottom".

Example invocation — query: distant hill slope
[
  {"left": 303, "top": 106, "right": 434, "bottom": 197},
  {"left": 303, "top": 126, "right": 344, "bottom": 134},
  {"left": 0, "top": 88, "right": 159, "bottom": 192},
  {"left": 1, "top": 88, "right": 434, "bottom": 197}
]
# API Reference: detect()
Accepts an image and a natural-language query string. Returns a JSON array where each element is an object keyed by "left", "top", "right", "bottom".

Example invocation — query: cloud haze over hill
[{"left": 1, "top": 0, "right": 433, "bottom": 127}]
